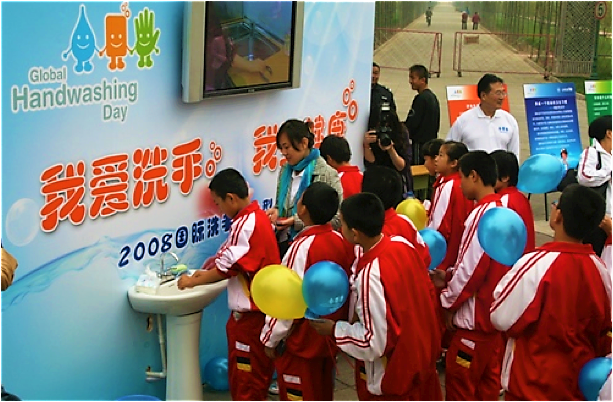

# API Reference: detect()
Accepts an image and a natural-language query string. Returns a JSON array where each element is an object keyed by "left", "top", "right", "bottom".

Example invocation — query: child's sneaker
[{"left": 268, "top": 380, "right": 279, "bottom": 395}]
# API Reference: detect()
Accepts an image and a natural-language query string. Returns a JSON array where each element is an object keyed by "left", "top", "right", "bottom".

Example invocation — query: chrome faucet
[{"left": 159, "top": 251, "right": 180, "bottom": 283}]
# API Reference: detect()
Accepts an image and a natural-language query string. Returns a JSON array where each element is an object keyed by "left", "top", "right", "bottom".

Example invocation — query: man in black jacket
[
  {"left": 404, "top": 64, "right": 440, "bottom": 166},
  {"left": 369, "top": 62, "right": 396, "bottom": 130}
]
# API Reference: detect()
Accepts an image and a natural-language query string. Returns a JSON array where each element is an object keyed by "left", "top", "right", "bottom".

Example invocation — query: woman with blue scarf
[{"left": 265, "top": 120, "right": 343, "bottom": 257}]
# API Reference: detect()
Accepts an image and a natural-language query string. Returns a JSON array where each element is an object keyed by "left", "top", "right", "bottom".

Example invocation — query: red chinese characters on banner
[
  {"left": 132, "top": 146, "right": 170, "bottom": 209},
  {"left": 204, "top": 141, "right": 223, "bottom": 178},
  {"left": 172, "top": 138, "right": 204, "bottom": 195},
  {"left": 40, "top": 162, "right": 87, "bottom": 232},
  {"left": 251, "top": 80, "right": 360, "bottom": 174},
  {"left": 89, "top": 154, "right": 130, "bottom": 219},
  {"left": 253, "top": 124, "right": 286, "bottom": 175}
]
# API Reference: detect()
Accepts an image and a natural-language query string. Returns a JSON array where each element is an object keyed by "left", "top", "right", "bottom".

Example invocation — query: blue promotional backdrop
[
  {"left": 1, "top": 2, "right": 375, "bottom": 399},
  {"left": 523, "top": 82, "right": 582, "bottom": 170}
]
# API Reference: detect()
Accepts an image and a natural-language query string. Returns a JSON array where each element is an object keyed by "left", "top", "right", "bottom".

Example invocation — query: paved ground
[{"left": 200, "top": 4, "right": 583, "bottom": 400}]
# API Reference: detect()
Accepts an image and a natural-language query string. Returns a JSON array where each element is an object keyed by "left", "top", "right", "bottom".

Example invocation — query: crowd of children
[{"left": 178, "top": 115, "right": 612, "bottom": 401}]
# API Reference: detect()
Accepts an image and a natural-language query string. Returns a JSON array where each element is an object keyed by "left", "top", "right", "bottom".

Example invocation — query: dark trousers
[
  {"left": 473, "top": 23, "right": 479, "bottom": 29},
  {"left": 462, "top": 21, "right": 467, "bottom": 29}
]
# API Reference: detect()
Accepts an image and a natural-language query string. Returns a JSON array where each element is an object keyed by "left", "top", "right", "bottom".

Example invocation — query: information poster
[
  {"left": 585, "top": 80, "right": 612, "bottom": 123},
  {"left": 446, "top": 84, "right": 510, "bottom": 126},
  {"left": 523, "top": 82, "right": 582, "bottom": 169}
]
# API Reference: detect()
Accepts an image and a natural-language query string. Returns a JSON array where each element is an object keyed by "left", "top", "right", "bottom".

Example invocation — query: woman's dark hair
[{"left": 276, "top": 119, "right": 315, "bottom": 150}]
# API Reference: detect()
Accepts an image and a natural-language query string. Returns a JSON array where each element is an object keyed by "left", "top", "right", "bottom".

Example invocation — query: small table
[{"left": 411, "top": 165, "right": 431, "bottom": 199}]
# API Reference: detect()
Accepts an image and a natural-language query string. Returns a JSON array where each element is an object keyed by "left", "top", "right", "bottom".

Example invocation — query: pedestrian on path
[
  {"left": 461, "top": 10, "right": 468, "bottom": 30},
  {"left": 472, "top": 12, "right": 480, "bottom": 30}
]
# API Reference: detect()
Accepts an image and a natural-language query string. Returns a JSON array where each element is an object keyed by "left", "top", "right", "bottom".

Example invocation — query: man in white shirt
[{"left": 447, "top": 74, "right": 520, "bottom": 160}]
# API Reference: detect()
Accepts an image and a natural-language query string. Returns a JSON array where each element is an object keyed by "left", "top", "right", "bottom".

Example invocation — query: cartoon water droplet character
[
  {"left": 129, "top": 7, "right": 160, "bottom": 69},
  {"left": 62, "top": 4, "right": 100, "bottom": 74},
  {"left": 99, "top": 2, "right": 132, "bottom": 71}
]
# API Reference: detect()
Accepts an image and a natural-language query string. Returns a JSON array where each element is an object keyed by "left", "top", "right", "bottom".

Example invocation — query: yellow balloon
[
  {"left": 251, "top": 264, "right": 307, "bottom": 320},
  {"left": 396, "top": 198, "right": 427, "bottom": 231}
]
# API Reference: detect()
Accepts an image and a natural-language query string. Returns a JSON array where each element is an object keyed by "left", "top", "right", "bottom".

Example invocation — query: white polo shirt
[{"left": 446, "top": 105, "right": 520, "bottom": 160}]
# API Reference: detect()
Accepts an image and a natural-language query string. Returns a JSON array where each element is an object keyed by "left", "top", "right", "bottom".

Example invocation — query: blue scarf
[{"left": 277, "top": 148, "right": 320, "bottom": 222}]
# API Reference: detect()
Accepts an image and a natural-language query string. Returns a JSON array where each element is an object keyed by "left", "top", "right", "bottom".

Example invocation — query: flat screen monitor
[{"left": 182, "top": 1, "right": 304, "bottom": 103}]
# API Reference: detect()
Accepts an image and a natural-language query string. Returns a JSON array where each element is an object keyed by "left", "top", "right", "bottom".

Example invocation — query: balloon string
[{"left": 325, "top": 336, "right": 354, "bottom": 376}]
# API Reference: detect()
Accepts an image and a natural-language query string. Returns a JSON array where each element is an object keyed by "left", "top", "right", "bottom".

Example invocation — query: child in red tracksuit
[
  {"left": 429, "top": 141, "right": 474, "bottom": 271},
  {"left": 430, "top": 151, "right": 510, "bottom": 401},
  {"left": 361, "top": 165, "right": 441, "bottom": 400},
  {"left": 428, "top": 141, "right": 474, "bottom": 351},
  {"left": 491, "top": 184, "right": 612, "bottom": 400},
  {"left": 319, "top": 135, "right": 363, "bottom": 199},
  {"left": 362, "top": 165, "right": 431, "bottom": 268},
  {"left": 260, "top": 182, "right": 355, "bottom": 401},
  {"left": 311, "top": 193, "right": 441, "bottom": 401},
  {"left": 178, "top": 168, "right": 280, "bottom": 401},
  {"left": 490, "top": 150, "right": 536, "bottom": 253}
]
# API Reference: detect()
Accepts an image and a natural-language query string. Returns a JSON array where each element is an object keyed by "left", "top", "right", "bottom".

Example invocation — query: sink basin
[
  {"left": 233, "top": 32, "right": 280, "bottom": 60},
  {"left": 127, "top": 274, "right": 227, "bottom": 316},
  {"left": 127, "top": 271, "right": 228, "bottom": 400}
]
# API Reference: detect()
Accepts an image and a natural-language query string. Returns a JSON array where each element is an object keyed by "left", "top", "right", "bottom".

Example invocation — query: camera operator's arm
[
  {"left": 363, "top": 130, "right": 377, "bottom": 164},
  {"left": 380, "top": 142, "right": 406, "bottom": 172}
]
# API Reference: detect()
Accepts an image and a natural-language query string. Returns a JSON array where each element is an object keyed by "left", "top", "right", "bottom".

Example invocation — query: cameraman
[{"left": 363, "top": 107, "right": 414, "bottom": 196}]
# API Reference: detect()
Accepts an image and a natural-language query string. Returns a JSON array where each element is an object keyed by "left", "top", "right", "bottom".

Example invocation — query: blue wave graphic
[{"left": 1, "top": 228, "right": 223, "bottom": 311}]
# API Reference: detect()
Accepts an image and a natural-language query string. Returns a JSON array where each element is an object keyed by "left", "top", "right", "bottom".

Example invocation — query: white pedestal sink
[{"left": 128, "top": 274, "right": 227, "bottom": 401}]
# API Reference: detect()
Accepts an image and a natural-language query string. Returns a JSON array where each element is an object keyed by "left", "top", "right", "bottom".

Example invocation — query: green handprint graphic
[{"left": 130, "top": 7, "right": 160, "bottom": 69}]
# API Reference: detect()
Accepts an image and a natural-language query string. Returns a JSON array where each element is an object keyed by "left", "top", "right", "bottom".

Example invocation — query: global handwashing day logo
[{"left": 10, "top": 2, "right": 161, "bottom": 123}]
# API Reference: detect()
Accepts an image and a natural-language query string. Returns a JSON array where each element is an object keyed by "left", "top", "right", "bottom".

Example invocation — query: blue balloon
[
  {"left": 477, "top": 207, "right": 527, "bottom": 266},
  {"left": 517, "top": 154, "right": 566, "bottom": 194},
  {"left": 302, "top": 261, "right": 349, "bottom": 317},
  {"left": 203, "top": 356, "right": 229, "bottom": 391},
  {"left": 418, "top": 228, "right": 447, "bottom": 270},
  {"left": 579, "top": 357, "right": 612, "bottom": 401}
]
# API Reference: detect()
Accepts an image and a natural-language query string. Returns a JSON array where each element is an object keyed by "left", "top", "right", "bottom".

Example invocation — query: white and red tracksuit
[
  {"left": 428, "top": 172, "right": 474, "bottom": 348},
  {"left": 440, "top": 193, "right": 509, "bottom": 401},
  {"left": 428, "top": 172, "right": 475, "bottom": 271},
  {"left": 603, "top": 235, "right": 612, "bottom": 275},
  {"left": 337, "top": 165, "right": 364, "bottom": 199},
  {"left": 490, "top": 242, "right": 612, "bottom": 400},
  {"left": 382, "top": 208, "right": 431, "bottom": 269},
  {"left": 335, "top": 235, "right": 441, "bottom": 400},
  {"left": 499, "top": 186, "right": 536, "bottom": 253},
  {"left": 215, "top": 201, "right": 280, "bottom": 401},
  {"left": 260, "top": 224, "right": 354, "bottom": 401}
]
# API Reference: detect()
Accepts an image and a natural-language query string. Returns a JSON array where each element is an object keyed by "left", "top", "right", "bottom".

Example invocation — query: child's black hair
[
  {"left": 422, "top": 138, "right": 445, "bottom": 158},
  {"left": 558, "top": 184, "right": 606, "bottom": 240},
  {"left": 340, "top": 193, "right": 384, "bottom": 238},
  {"left": 588, "top": 115, "right": 612, "bottom": 142},
  {"left": 301, "top": 182, "right": 339, "bottom": 225},
  {"left": 362, "top": 165, "right": 403, "bottom": 210},
  {"left": 319, "top": 135, "right": 351, "bottom": 164},
  {"left": 458, "top": 151, "right": 498, "bottom": 187},
  {"left": 442, "top": 141, "right": 469, "bottom": 163},
  {"left": 490, "top": 150, "right": 519, "bottom": 187},
  {"left": 209, "top": 168, "right": 249, "bottom": 199}
]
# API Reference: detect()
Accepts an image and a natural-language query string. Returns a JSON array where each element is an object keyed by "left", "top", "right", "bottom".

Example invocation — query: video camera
[{"left": 376, "top": 101, "right": 393, "bottom": 147}]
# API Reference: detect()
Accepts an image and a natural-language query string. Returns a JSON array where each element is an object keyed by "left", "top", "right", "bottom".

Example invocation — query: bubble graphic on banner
[{"left": 6, "top": 198, "right": 40, "bottom": 246}]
